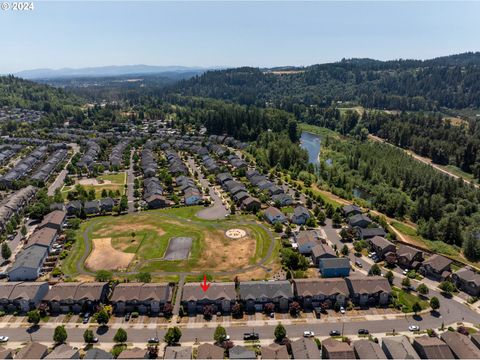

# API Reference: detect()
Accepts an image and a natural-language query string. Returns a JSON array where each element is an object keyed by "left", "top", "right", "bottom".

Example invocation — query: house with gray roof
[
  {"left": 319, "top": 258, "right": 351, "bottom": 278},
  {"left": 239, "top": 280, "right": 293, "bottom": 313},
  {"left": 291, "top": 206, "right": 311, "bottom": 225},
  {"left": 441, "top": 330, "right": 480, "bottom": 359},
  {"left": 369, "top": 236, "right": 396, "bottom": 259},
  {"left": 413, "top": 336, "right": 453, "bottom": 359},
  {"left": 264, "top": 207, "right": 286, "bottom": 224},
  {"left": 396, "top": 244, "right": 423, "bottom": 269},
  {"left": 343, "top": 204, "right": 362, "bottom": 217},
  {"left": 420, "top": 254, "right": 452, "bottom": 281},
  {"left": 452, "top": 267, "right": 480, "bottom": 296},
  {"left": 8, "top": 246, "right": 48, "bottom": 281},
  {"left": 84, "top": 348, "right": 113, "bottom": 359},
  {"left": 311, "top": 243, "right": 336, "bottom": 266},
  {"left": 0, "top": 282, "right": 48, "bottom": 313},
  {"left": 110, "top": 282, "right": 172, "bottom": 315},
  {"left": 348, "top": 214, "right": 372, "bottom": 228},
  {"left": 381, "top": 336, "right": 420, "bottom": 359},
  {"left": 43, "top": 282, "right": 109, "bottom": 314},
  {"left": 229, "top": 345, "right": 256, "bottom": 360},
  {"left": 181, "top": 282, "right": 236, "bottom": 315},
  {"left": 164, "top": 346, "right": 192, "bottom": 359},
  {"left": 45, "top": 344, "right": 80, "bottom": 359},
  {"left": 15, "top": 342, "right": 48, "bottom": 359},
  {"left": 346, "top": 276, "right": 391, "bottom": 306},
  {"left": 353, "top": 340, "right": 386, "bottom": 359},
  {"left": 294, "top": 278, "right": 349, "bottom": 309}
]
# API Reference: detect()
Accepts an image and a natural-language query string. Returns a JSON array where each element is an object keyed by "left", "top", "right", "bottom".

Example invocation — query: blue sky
[{"left": 1, "top": 1, "right": 479, "bottom": 73}]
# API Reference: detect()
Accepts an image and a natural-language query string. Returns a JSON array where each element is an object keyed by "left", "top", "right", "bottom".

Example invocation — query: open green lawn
[
  {"left": 392, "top": 287, "right": 429, "bottom": 313},
  {"left": 299, "top": 123, "right": 340, "bottom": 139},
  {"left": 62, "top": 206, "right": 275, "bottom": 278},
  {"left": 61, "top": 172, "right": 126, "bottom": 200}
]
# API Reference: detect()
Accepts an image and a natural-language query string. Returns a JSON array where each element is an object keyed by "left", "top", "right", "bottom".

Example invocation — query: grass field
[
  {"left": 299, "top": 123, "right": 340, "bottom": 139},
  {"left": 62, "top": 206, "right": 276, "bottom": 280},
  {"left": 61, "top": 172, "right": 126, "bottom": 199},
  {"left": 392, "top": 287, "right": 429, "bottom": 313}
]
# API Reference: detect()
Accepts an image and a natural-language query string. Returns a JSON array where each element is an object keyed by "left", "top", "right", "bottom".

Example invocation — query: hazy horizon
[{"left": 1, "top": 1, "right": 479, "bottom": 73}]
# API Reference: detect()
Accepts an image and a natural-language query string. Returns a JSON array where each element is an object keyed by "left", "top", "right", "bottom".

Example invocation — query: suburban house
[
  {"left": 66, "top": 200, "right": 83, "bottom": 217},
  {"left": 117, "top": 348, "right": 148, "bottom": 359},
  {"left": 110, "top": 283, "right": 172, "bottom": 315},
  {"left": 293, "top": 278, "right": 349, "bottom": 309},
  {"left": 181, "top": 282, "right": 236, "bottom": 315},
  {"left": 272, "top": 193, "right": 294, "bottom": 206},
  {"left": 290, "top": 338, "right": 321, "bottom": 359},
  {"left": 241, "top": 196, "right": 261, "bottom": 212},
  {"left": 184, "top": 188, "right": 202, "bottom": 205},
  {"left": 311, "top": 243, "right": 337, "bottom": 266},
  {"left": 0, "top": 282, "right": 49, "bottom": 313},
  {"left": 145, "top": 194, "right": 168, "bottom": 209},
  {"left": 412, "top": 336, "right": 454, "bottom": 359},
  {"left": 381, "top": 336, "right": 420, "bottom": 359},
  {"left": 356, "top": 227, "right": 387, "bottom": 240},
  {"left": 264, "top": 207, "right": 287, "bottom": 224},
  {"left": 239, "top": 280, "right": 293, "bottom": 313},
  {"left": 440, "top": 331, "right": 480, "bottom": 359},
  {"left": 99, "top": 197, "right": 115, "bottom": 213},
  {"left": 229, "top": 346, "right": 256, "bottom": 360},
  {"left": 343, "top": 204, "right": 362, "bottom": 217},
  {"left": 369, "top": 236, "right": 396, "bottom": 258},
  {"left": 261, "top": 344, "right": 289, "bottom": 360},
  {"left": 43, "top": 282, "right": 109, "bottom": 314},
  {"left": 290, "top": 206, "right": 310, "bottom": 225},
  {"left": 451, "top": 267, "right": 480, "bottom": 296},
  {"left": 197, "top": 344, "right": 225, "bottom": 359},
  {"left": 295, "top": 230, "right": 325, "bottom": 255},
  {"left": 353, "top": 340, "right": 386, "bottom": 359},
  {"left": 321, "top": 338, "right": 355, "bottom": 359},
  {"left": 164, "top": 346, "right": 192, "bottom": 359},
  {"left": 319, "top": 258, "right": 351, "bottom": 278},
  {"left": 348, "top": 214, "right": 372, "bottom": 228},
  {"left": 420, "top": 254, "right": 452, "bottom": 280},
  {"left": 8, "top": 246, "right": 48, "bottom": 281},
  {"left": 84, "top": 348, "right": 113, "bottom": 359},
  {"left": 345, "top": 276, "right": 391, "bottom": 306},
  {"left": 24, "top": 227, "right": 58, "bottom": 252},
  {"left": 15, "top": 342, "right": 49, "bottom": 359},
  {"left": 84, "top": 200, "right": 100, "bottom": 216},
  {"left": 470, "top": 334, "right": 480, "bottom": 351},
  {"left": 45, "top": 344, "right": 80, "bottom": 359},
  {"left": 396, "top": 244, "right": 424, "bottom": 269},
  {"left": 38, "top": 210, "right": 66, "bottom": 231}
]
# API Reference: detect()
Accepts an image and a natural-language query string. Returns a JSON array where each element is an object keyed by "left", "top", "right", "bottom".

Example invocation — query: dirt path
[{"left": 368, "top": 134, "right": 478, "bottom": 188}]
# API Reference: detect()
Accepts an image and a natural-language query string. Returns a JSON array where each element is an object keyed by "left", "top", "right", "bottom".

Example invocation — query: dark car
[
  {"left": 147, "top": 337, "right": 159, "bottom": 344},
  {"left": 124, "top": 313, "right": 131, "bottom": 321},
  {"left": 82, "top": 313, "right": 91, "bottom": 324},
  {"left": 243, "top": 332, "right": 259, "bottom": 341},
  {"left": 329, "top": 330, "right": 341, "bottom": 336},
  {"left": 92, "top": 337, "right": 99, "bottom": 343},
  {"left": 358, "top": 329, "right": 369, "bottom": 335}
]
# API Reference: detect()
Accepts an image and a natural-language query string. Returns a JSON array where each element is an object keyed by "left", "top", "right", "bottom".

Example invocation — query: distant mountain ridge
[{"left": 13, "top": 65, "right": 217, "bottom": 80}]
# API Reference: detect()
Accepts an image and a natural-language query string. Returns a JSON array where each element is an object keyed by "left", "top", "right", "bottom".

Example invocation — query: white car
[
  {"left": 303, "top": 331, "right": 315, "bottom": 338},
  {"left": 340, "top": 306, "right": 346, "bottom": 314},
  {"left": 0, "top": 336, "right": 8, "bottom": 342},
  {"left": 403, "top": 269, "right": 409, "bottom": 275},
  {"left": 408, "top": 325, "right": 420, "bottom": 332}
]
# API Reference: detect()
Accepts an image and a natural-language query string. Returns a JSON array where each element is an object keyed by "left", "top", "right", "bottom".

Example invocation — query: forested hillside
[{"left": 172, "top": 52, "right": 480, "bottom": 111}]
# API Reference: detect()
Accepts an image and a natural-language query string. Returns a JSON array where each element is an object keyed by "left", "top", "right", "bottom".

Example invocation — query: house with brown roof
[
  {"left": 197, "top": 343, "right": 225, "bottom": 359},
  {"left": 321, "top": 338, "right": 355, "bottom": 359},
  {"left": 261, "top": 344, "right": 289, "bottom": 359},
  {"left": 369, "top": 236, "right": 396, "bottom": 258},
  {"left": 381, "top": 336, "right": 419, "bottom": 359},
  {"left": 0, "top": 282, "right": 49, "bottom": 313},
  {"left": 164, "top": 346, "right": 192, "bottom": 359},
  {"left": 241, "top": 196, "right": 261, "bottom": 212},
  {"left": 295, "top": 230, "right": 325, "bottom": 255},
  {"left": 239, "top": 280, "right": 293, "bottom": 313},
  {"left": 290, "top": 338, "right": 321, "bottom": 359},
  {"left": 440, "top": 331, "right": 480, "bottom": 359},
  {"left": 43, "top": 282, "right": 109, "bottom": 314},
  {"left": 452, "top": 267, "right": 480, "bottom": 296},
  {"left": 110, "top": 283, "right": 172, "bottom": 315},
  {"left": 44, "top": 344, "right": 80, "bottom": 359},
  {"left": 0, "top": 347, "right": 13, "bottom": 359},
  {"left": 412, "top": 336, "right": 453, "bottom": 359},
  {"left": 39, "top": 210, "right": 66, "bottom": 231},
  {"left": 181, "top": 282, "right": 236, "bottom": 315},
  {"left": 346, "top": 276, "right": 391, "bottom": 306},
  {"left": 294, "top": 278, "right": 349, "bottom": 309},
  {"left": 420, "top": 254, "right": 452, "bottom": 281},
  {"left": 116, "top": 347, "right": 148, "bottom": 359},
  {"left": 353, "top": 340, "right": 386, "bottom": 359},
  {"left": 396, "top": 245, "right": 423, "bottom": 269},
  {"left": 311, "top": 243, "right": 336, "bottom": 266},
  {"left": 15, "top": 342, "right": 48, "bottom": 359},
  {"left": 24, "top": 227, "right": 58, "bottom": 252}
]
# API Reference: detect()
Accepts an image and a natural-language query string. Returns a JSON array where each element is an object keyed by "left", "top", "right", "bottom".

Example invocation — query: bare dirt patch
[
  {"left": 78, "top": 178, "right": 112, "bottom": 186},
  {"left": 86, "top": 237, "right": 135, "bottom": 271},
  {"left": 96, "top": 223, "right": 165, "bottom": 237},
  {"left": 197, "top": 229, "right": 255, "bottom": 271}
]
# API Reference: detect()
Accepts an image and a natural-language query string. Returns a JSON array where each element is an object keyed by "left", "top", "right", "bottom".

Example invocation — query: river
[{"left": 300, "top": 131, "right": 321, "bottom": 165}]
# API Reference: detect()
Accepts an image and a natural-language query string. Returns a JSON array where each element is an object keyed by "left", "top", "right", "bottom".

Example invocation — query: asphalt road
[{"left": 47, "top": 143, "right": 79, "bottom": 196}]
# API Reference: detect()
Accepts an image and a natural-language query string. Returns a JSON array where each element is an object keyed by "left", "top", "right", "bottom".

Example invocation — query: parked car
[
  {"left": 124, "top": 313, "right": 131, "bottom": 321},
  {"left": 0, "top": 336, "right": 8, "bottom": 342},
  {"left": 303, "top": 331, "right": 315, "bottom": 338},
  {"left": 403, "top": 269, "right": 409, "bottom": 275},
  {"left": 243, "top": 333, "right": 259, "bottom": 341},
  {"left": 147, "top": 337, "right": 159, "bottom": 344},
  {"left": 358, "top": 329, "right": 369, "bottom": 335},
  {"left": 329, "top": 330, "right": 341, "bottom": 336},
  {"left": 82, "top": 313, "right": 90, "bottom": 324},
  {"left": 409, "top": 325, "right": 420, "bottom": 331},
  {"left": 340, "top": 306, "right": 346, "bottom": 314},
  {"left": 92, "top": 337, "right": 99, "bottom": 343},
  {"left": 355, "top": 260, "right": 363, "bottom": 268}
]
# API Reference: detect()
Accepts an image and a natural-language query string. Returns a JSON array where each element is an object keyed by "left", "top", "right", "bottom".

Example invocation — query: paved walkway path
[
  {"left": 47, "top": 143, "right": 79, "bottom": 196},
  {"left": 173, "top": 274, "right": 185, "bottom": 316}
]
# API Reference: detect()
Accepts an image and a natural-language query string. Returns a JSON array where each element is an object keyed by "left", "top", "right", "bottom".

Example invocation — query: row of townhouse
[
  {"left": 8, "top": 210, "right": 67, "bottom": 281},
  {"left": 226, "top": 153, "right": 247, "bottom": 170},
  {"left": 200, "top": 154, "right": 220, "bottom": 174},
  {"left": 140, "top": 144, "right": 158, "bottom": 178},
  {"left": 180, "top": 276, "right": 392, "bottom": 315},
  {"left": 264, "top": 205, "right": 312, "bottom": 226},
  {"left": 0, "top": 185, "right": 37, "bottom": 231},
  {"left": 0, "top": 146, "right": 48, "bottom": 188},
  {"left": 0, "top": 107, "right": 44, "bottom": 123},
  {"left": 343, "top": 205, "right": 387, "bottom": 239},
  {"left": 208, "top": 134, "right": 248, "bottom": 150},
  {"left": 0, "top": 144, "right": 23, "bottom": 166},
  {"left": 216, "top": 172, "right": 261, "bottom": 212},
  {"left": 63, "top": 197, "right": 116, "bottom": 217},
  {"left": 165, "top": 150, "right": 189, "bottom": 176},
  {"left": 143, "top": 176, "right": 169, "bottom": 209},
  {"left": 109, "top": 139, "right": 129, "bottom": 168},
  {"left": 31, "top": 148, "right": 68, "bottom": 183},
  {"left": 76, "top": 140, "right": 101, "bottom": 171},
  {"left": 176, "top": 175, "right": 202, "bottom": 205},
  {"left": 246, "top": 169, "right": 295, "bottom": 207}
]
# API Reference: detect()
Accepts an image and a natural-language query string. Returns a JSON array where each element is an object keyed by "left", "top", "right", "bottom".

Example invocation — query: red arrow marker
[{"left": 200, "top": 274, "right": 210, "bottom": 292}]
